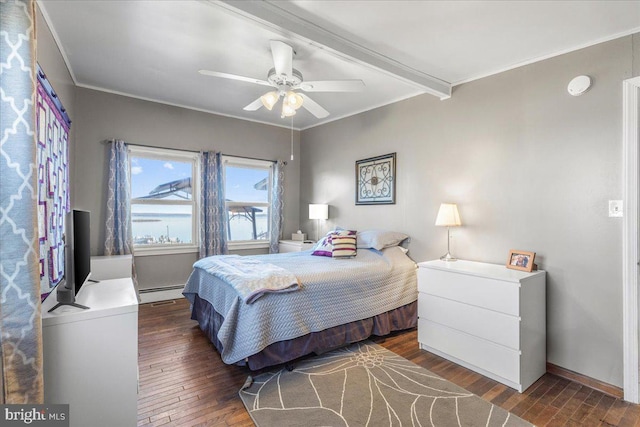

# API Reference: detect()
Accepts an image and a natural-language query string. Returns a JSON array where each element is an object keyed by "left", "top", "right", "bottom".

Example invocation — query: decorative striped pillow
[{"left": 331, "top": 235, "right": 357, "bottom": 258}]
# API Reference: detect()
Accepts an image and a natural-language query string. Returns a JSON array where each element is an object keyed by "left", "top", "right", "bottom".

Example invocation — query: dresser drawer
[
  {"left": 418, "top": 318, "right": 520, "bottom": 383},
  {"left": 418, "top": 267, "right": 520, "bottom": 316},
  {"left": 418, "top": 293, "right": 520, "bottom": 349}
]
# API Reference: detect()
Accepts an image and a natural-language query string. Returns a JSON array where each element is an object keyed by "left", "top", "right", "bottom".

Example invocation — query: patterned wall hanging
[
  {"left": 355, "top": 152, "right": 396, "bottom": 205},
  {"left": 36, "top": 63, "right": 71, "bottom": 296}
]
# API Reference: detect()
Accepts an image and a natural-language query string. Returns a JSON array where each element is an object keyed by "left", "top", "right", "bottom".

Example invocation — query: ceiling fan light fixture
[
  {"left": 260, "top": 91, "right": 279, "bottom": 110},
  {"left": 285, "top": 91, "right": 303, "bottom": 110},
  {"left": 202, "top": 40, "right": 342, "bottom": 120},
  {"left": 281, "top": 101, "right": 296, "bottom": 118}
]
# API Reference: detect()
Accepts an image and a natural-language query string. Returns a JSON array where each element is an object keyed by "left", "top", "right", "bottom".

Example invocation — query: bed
[{"left": 182, "top": 230, "right": 418, "bottom": 370}]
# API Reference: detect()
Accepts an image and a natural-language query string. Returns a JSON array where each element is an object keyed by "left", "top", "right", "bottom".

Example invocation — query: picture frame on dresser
[{"left": 506, "top": 249, "right": 536, "bottom": 272}]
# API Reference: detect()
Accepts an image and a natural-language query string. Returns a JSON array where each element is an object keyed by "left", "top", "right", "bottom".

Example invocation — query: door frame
[{"left": 623, "top": 76, "right": 640, "bottom": 404}]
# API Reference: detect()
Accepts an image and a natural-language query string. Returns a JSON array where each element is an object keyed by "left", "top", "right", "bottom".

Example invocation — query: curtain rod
[
  {"left": 37, "top": 63, "right": 72, "bottom": 127},
  {"left": 224, "top": 153, "right": 285, "bottom": 165},
  {"left": 102, "top": 139, "right": 285, "bottom": 164}
]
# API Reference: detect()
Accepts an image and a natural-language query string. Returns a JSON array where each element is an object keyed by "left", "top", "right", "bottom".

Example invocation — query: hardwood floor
[{"left": 138, "top": 298, "right": 640, "bottom": 427}]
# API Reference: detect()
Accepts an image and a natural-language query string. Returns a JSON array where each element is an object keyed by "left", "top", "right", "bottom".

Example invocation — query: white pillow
[{"left": 356, "top": 230, "right": 409, "bottom": 250}]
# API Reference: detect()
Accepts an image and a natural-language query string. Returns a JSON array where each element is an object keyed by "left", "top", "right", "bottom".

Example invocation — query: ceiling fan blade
[
  {"left": 243, "top": 97, "right": 264, "bottom": 111},
  {"left": 298, "top": 80, "right": 365, "bottom": 92},
  {"left": 299, "top": 94, "right": 329, "bottom": 118},
  {"left": 198, "top": 70, "right": 271, "bottom": 87},
  {"left": 270, "top": 40, "right": 293, "bottom": 78}
]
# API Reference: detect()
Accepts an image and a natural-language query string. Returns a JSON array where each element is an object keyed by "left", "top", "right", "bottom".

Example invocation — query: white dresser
[
  {"left": 279, "top": 239, "right": 315, "bottom": 253},
  {"left": 42, "top": 277, "right": 138, "bottom": 427},
  {"left": 417, "top": 259, "right": 546, "bottom": 392}
]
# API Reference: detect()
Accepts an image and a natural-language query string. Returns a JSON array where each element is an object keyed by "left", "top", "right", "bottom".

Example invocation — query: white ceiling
[{"left": 39, "top": 0, "right": 640, "bottom": 130}]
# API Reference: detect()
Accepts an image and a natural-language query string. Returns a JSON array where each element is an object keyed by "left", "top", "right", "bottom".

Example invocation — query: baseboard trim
[{"left": 546, "top": 362, "right": 623, "bottom": 399}]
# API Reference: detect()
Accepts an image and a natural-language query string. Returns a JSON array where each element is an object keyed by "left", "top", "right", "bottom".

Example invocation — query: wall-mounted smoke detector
[{"left": 567, "top": 75, "right": 592, "bottom": 96}]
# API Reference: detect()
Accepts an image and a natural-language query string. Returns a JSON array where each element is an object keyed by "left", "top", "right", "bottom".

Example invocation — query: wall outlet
[{"left": 609, "top": 200, "right": 623, "bottom": 217}]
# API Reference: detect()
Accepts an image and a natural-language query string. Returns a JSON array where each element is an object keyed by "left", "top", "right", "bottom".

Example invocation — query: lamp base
[{"left": 440, "top": 252, "right": 458, "bottom": 262}]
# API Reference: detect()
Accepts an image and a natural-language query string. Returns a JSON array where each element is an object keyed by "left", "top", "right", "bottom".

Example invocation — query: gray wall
[
  {"left": 72, "top": 88, "right": 301, "bottom": 290},
  {"left": 300, "top": 36, "right": 634, "bottom": 388},
  {"left": 633, "top": 33, "right": 640, "bottom": 75}
]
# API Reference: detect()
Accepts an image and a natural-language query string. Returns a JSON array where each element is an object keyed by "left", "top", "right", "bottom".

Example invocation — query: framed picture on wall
[
  {"left": 355, "top": 152, "right": 396, "bottom": 205},
  {"left": 506, "top": 249, "right": 536, "bottom": 272}
]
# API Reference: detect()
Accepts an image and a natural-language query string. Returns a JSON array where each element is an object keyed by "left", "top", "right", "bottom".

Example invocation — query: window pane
[
  {"left": 227, "top": 206, "right": 269, "bottom": 241},
  {"left": 225, "top": 166, "right": 269, "bottom": 203},
  {"left": 132, "top": 204, "right": 192, "bottom": 245},
  {"left": 131, "top": 156, "right": 193, "bottom": 201}
]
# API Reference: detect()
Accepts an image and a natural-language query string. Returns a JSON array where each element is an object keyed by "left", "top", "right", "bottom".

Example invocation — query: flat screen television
[
  {"left": 71, "top": 209, "right": 91, "bottom": 294},
  {"left": 48, "top": 209, "right": 91, "bottom": 312}
]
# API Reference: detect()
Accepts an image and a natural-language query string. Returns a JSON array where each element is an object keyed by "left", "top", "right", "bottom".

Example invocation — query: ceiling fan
[{"left": 199, "top": 40, "right": 365, "bottom": 119}]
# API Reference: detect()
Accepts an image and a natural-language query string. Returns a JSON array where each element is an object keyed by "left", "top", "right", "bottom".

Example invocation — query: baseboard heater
[
  {"left": 139, "top": 284, "right": 184, "bottom": 294},
  {"left": 139, "top": 285, "right": 185, "bottom": 305}
]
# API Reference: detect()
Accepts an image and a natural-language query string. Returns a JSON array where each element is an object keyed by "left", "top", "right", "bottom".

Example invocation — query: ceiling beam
[{"left": 213, "top": 0, "right": 451, "bottom": 100}]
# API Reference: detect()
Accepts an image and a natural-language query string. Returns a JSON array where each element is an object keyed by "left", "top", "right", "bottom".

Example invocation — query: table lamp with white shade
[
  {"left": 309, "top": 204, "right": 329, "bottom": 241},
  {"left": 435, "top": 203, "right": 461, "bottom": 261}
]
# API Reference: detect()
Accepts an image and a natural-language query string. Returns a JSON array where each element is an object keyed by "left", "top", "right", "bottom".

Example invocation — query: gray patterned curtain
[
  {"left": 200, "top": 151, "right": 228, "bottom": 258},
  {"left": 0, "top": 0, "right": 44, "bottom": 403},
  {"left": 104, "top": 140, "right": 138, "bottom": 293},
  {"left": 269, "top": 160, "right": 285, "bottom": 253}
]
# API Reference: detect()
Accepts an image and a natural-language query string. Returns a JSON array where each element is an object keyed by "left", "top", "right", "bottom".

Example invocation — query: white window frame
[
  {"left": 129, "top": 145, "right": 200, "bottom": 256},
  {"left": 222, "top": 155, "right": 273, "bottom": 250}
]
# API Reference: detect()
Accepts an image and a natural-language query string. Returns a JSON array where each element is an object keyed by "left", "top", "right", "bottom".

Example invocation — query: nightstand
[
  {"left": 417, "top": 259, "right": 546, "bottom": 392},
  {"left": 279, "top": 239, "right": 315, "bottom": 253}
]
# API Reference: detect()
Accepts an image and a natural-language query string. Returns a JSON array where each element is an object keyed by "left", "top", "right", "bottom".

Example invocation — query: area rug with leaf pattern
[{"left": 239, "top": 341, "right": 533, "bottom": 427}]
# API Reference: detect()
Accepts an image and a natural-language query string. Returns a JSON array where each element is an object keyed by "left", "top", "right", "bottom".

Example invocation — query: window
[
  {"left": 222, "top": 156, "right": 273, "bottom": 248},
  {"left": 129, "top": 146, "right": 199, "bottom": 255}
]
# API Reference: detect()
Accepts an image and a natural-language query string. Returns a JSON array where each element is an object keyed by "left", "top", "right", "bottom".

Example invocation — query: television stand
[
  {"left": 48, "top": 285, "right": 89, "bottom": 313},
  {"left": 42, "top": 278, "right": 138, "bottom": 427},
  {"left": 47, "top": 301, "right": 89, "bottom": 313}
]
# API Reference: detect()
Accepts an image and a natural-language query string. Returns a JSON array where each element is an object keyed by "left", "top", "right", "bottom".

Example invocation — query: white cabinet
[
  {"left": 279, "top": 239, "right": 315, "bottom": 253},
  {"left": 417, "top": 259, "right": 546, "bottom": 392},
  {"left": 42, "top": 278, "right": 138, "bottom": 427}
]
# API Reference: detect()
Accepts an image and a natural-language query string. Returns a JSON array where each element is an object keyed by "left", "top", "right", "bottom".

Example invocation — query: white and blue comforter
[
  {"left": 182, "top": 246, "right": 417, "bottom": 365},
  {"left": 193, "top": 255, "right": 300, "bottom": 304}
]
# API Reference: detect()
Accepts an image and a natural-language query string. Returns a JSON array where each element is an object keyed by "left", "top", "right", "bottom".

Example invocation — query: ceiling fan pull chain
[{"left": 290, "top": 116, "right": 294, "bottom": 161}]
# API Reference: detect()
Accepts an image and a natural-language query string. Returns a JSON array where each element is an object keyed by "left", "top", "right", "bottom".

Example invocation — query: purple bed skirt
[{"left": 190, "top": 294, "right": 417, "bottom": 370}]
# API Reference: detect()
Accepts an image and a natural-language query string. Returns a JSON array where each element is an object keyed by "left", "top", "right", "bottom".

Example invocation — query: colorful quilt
[{"left": 36, "top": 64, "right": 71, "bottom": 294}]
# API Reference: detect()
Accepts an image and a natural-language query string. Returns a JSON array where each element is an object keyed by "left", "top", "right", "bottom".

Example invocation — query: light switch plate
[{"left": 609, "top": 200, "right": 623, "bottom": 217}]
